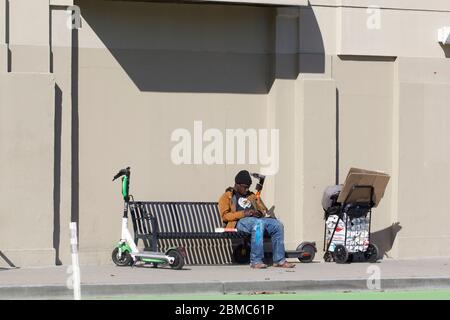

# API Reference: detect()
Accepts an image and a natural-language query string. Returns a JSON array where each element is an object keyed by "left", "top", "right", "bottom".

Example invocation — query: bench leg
[{"left": 151, "top": 233, "right": 158, "bottom": 252}]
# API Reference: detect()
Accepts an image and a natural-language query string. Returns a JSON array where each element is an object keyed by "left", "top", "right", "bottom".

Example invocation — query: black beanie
[{"left": 235, "top": 170, "right": 252, "bottom": 186}]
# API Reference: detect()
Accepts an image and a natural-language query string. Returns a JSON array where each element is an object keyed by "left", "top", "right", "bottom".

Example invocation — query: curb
[{"left": 2, "top": 277, "right": 450, "bottom": 299}]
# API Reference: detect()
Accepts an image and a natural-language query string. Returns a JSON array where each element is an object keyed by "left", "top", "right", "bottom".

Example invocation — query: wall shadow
[
  {"left": 298, "top": 2, "right": 325, "bottom": 75},
  {"left": 338, "top": 55, "right": 397, "bottom": 62},
  {"left": 335, "top": 88, "right": 340, "bottom": 185},
  {"left": 440, "top": 44, "right": 450, "bottom": 58},
  {"left": 71, "top": 25, "right": 79, "bottom": 233},
  {"left": 78, "top": 1, "right": 325, "bottom": 94},
  {"left": 0, "top": 250, "right": 17, "bottom": 268},
  {"left": 6, "top": 0, "right": 11, "bottom": 72},
  {"left": 53, "top": 84, "right": 62, "bottom": 266},
  {"left": 370, "top": 222, "right": 402, "bottom": 259}
]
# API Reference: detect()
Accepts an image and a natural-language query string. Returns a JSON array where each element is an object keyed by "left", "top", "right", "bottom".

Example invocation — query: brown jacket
[{"left": 218, "top": 187, "right": 268, "bottom": 228}]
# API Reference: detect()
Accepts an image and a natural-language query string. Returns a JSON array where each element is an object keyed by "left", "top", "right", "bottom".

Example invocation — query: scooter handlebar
[
  {"left": 251, "top": 173, "right": 265, "bottom": 192},
  {"left": 113, "top": 167, "right": 131, "bottom": 181}
]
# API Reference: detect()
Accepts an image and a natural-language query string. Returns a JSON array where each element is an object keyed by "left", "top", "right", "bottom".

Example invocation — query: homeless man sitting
[{"left": 218, "top": 170, "right": 295, "bottom": 269}]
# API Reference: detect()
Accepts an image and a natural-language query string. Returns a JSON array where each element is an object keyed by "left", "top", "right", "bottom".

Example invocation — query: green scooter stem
[
  {"left": 113, "top": 167, "right": 131, "bottom": 201},
  {"left": 122, "top": 175, "right": 129, "bottom": 201}
]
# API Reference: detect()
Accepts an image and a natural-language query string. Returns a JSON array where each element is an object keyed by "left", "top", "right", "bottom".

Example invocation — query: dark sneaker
[
  {"left": 273, "top": 261, "right": 295, "bottom": 268},
  {"left": 250, "top": 263, "right": 268, "bottom": 269}
]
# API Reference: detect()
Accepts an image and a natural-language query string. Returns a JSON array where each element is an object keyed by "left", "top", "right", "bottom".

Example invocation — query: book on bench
[{"left": 215, "top": 228, "right": 238, "bottom": 233}]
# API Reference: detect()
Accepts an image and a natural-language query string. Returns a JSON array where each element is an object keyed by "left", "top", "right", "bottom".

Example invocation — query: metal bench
[
  {"left": 129, "top": 200, "right": 316, "bottom": 265},
  {"left": 129, "top": 201, "right": 250, "bottom": 264}
]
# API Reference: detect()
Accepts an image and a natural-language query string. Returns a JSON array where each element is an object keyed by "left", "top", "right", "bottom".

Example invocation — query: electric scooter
[
  {"left": 250, "top": 173, "right": 317, "bottom": 263},
  {"left": 111, "top": 167, "right": 186, "bottom": 269}
]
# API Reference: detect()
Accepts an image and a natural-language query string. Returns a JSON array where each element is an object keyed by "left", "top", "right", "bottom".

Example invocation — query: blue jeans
[{"left": 236, "top": 217, "right": 286, "bottom": 265}]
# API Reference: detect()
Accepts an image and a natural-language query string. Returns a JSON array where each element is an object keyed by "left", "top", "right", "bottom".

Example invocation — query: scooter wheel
[
  {"left": 297, "top": 243, "right": 316, "bottom": 263},
  {"left": 112, "top": 248, "right": 132, "bottom": 266},
  {"left": 333, "top": 245, "right": 349, "bottom": 264},
  {"left": 168, "top": 249, "right": 185, "bottom": 270},
  {"left": 364, "top": 243, "right": 379, "bottom": 263}
]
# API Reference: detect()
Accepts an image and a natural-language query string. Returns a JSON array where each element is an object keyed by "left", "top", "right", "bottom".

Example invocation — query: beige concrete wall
[
  {"left": 269, "top": 7, "right": 335, "bottom": 251},
  {"left": 9, "top": 0, "right": 49, "bottom": 73},
  {"left": 301, "top": 1, "right": 450, "bottom": 59},
  {"left": 394, "top": 57, "right": 450, "bottom": 258},
  {"left": 1, "top": 0, "right": 450, "bottom": 266},
  {"left": 1, "top": 0, "right": 56, "bottom": 267},
  {"left": 328, "top": 0, "right": 450, "bottom": 11},
  {"left": 338, "top": 7, "right": 450, "bottom": 57},
  {"left": 0, "top": 0, "right": 7, "bottom": 72},
  {"left": 299, "top": 2, "right": 450, "bottom": 260},
  {"left": 331, "top": 56, "right": 396, "bottom": 256},
  {"left": 0, "top": 73, "right": 55, "bottom": 267},
  {"left": 50, "top": 7, "right": 73, "bottom": 265},
  {"left": 299, "top": 79, "right": 336, "bottom": 249},
  {"left": 270, "top": 78, "right": 300, "bottom": 247},
  {"left": 269, "top": 7, "right": 301, "bottom": 250},
  {"left": 76, "top": 0, "right": 273, "bottom": 264}
]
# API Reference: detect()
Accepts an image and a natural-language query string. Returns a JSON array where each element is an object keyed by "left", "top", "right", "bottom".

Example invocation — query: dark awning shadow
[{"left": 77, "top": 0, "right": 325, "bottom": 94}]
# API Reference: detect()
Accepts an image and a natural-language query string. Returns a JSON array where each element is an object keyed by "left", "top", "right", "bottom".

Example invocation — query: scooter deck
[
  {"left": 285, "top": 250, "right": 303, "bottom": 259},
  {"left": 133, "top": 251, "right": 167, "bottom": 259}
]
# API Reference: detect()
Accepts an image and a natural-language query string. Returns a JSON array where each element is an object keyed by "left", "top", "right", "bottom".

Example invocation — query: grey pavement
[{"left": 1, "top": 257, "right": 450, "bottom": 299}]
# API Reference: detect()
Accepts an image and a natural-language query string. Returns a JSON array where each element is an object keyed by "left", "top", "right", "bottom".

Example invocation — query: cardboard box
[{"left": 337, "top": 168, "right": 390, "bottom": 207}]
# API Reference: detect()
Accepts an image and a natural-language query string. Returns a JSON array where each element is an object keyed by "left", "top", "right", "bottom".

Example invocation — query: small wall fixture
[{"left": 438, "top": 27, "right": 450, "bottom": 45}]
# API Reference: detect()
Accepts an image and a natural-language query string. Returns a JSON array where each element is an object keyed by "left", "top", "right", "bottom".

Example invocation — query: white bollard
[{"left": 69, "top": 222, "right": 81, "bottom": 300}]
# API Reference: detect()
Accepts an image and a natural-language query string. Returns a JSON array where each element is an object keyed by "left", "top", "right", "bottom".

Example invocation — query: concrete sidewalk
[{"left": 1, "top": 257, "right": 450, "bottom": 299}]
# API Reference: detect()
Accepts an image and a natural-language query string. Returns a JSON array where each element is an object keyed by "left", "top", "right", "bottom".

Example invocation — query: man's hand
[
  {"left": 244, "top": 209, "right": 255, "bottom": 217},
  {"left": 244, "top": 209, "right": 264, "bottom": 218},
  {"left": 253, "top": 210, "right": 265, "bottom": 218}
]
